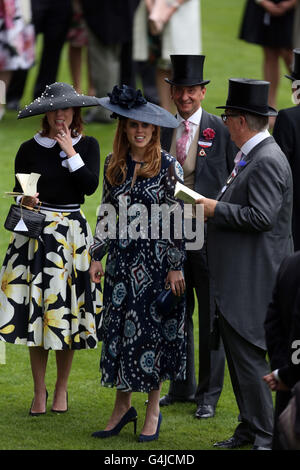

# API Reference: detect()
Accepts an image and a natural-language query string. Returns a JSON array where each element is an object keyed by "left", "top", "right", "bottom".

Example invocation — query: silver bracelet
[{"left": 255, "top": 0, "right": 264, "bottom": 4}]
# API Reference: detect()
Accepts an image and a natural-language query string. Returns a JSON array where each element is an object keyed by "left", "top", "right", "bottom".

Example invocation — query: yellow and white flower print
[
  {"left": 43, "top": 307, "right": 70, "bottom": 350},
  {"left": 0, "top": 210, "right": 101, "bottom": 350},
  {"left": 0, "top": 254, "right": 27, "bottom": 339}
]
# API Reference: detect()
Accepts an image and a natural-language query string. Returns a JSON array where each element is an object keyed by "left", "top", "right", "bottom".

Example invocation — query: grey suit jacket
[
  {"left": 207, "top": 136, "right": 293, "bottom": 349},
  {"left": 161, "top": 109, "right": 236, "bottom": 198}
]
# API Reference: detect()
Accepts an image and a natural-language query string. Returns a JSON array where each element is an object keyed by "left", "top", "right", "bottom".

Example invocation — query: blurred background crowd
[{"left": 0, "top": 0, "right": 298, "bottom": 125}]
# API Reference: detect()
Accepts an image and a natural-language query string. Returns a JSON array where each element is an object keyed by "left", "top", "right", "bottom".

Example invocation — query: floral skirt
[{"left": 0, "top": 209, "right": 102, "bottom": 350}]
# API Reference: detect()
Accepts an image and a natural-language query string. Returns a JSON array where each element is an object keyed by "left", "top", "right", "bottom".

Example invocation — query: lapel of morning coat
[
  {"left": 216, "top": 136, "right": 275, "bottom": 201},
  {"left": 194, "top": 109, "right": 215, "bottom": 184}
]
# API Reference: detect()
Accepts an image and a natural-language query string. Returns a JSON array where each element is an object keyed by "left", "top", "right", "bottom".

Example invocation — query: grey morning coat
[{"left": 207, "top": 136, "right": 294, "bottom": 350}]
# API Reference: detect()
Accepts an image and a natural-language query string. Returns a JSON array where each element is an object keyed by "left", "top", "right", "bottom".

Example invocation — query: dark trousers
[
  {"left": 273, "top": 390, "right": 292, "bottom": 449},
  {"left": 218, "top": 312, "right": 274, "bottom": 448},
  {"left": 7, "top": 0, "right": 72, "bottom": 102},
  {"left": 168, "top": 247, "right": 225, "bottom": 408}
]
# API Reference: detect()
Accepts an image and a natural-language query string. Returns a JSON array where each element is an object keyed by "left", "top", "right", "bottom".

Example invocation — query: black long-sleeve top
[{"left": 13, "top": 134, "right": 100, "bottom": 204}]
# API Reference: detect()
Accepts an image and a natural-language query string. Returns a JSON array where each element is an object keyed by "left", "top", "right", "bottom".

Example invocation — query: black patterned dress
[{"left": 91, "top": 150, "right": 186, "bottom": 393}]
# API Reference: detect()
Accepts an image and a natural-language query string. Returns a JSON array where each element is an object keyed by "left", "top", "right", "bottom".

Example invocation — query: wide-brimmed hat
[
  {"left": 285, "top": 48, "right": 300, "bottom": 81},
  {"left": 97, "top": 85, "right": 178, "bottom": 128},
  {"left": 216, "top": 78, "right": 277, "bottom": 116},
  {"left": 164, "top": 55, "right": 210, "bottom": 87},
  {"left": 17, "top": 82, "right": 99, "bottom": 119}
]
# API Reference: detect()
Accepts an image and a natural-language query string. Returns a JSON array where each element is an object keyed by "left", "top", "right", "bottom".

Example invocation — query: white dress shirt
[
  {"left": 240, "top": 129, "right": 271, "bottom": 156},
  {"left": 176, "top": 107, "right": 202, "bottom": 154}
]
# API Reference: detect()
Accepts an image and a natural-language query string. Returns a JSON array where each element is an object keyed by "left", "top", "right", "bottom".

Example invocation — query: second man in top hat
[
  {"left": 273, "top": 48, "right": 300, "bottom": 250},
  {"left": 160, "top": 54, "right": 236, "bottom": 419}
]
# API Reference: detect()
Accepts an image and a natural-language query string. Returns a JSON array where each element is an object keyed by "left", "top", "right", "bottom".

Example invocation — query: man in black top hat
[
  {"left": 160, "top": 55, "right": 236, "bottom": 420},
  {"left": 197, "top": 78, "right": 293, "bottom": 449},
  {"left": 273, "top": 48, "right": 300, "bottom": 250}
]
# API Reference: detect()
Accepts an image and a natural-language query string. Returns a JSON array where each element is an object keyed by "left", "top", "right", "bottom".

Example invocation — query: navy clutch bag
[{"left": 156, "top": 285, "right": 182, "bottom": 316}]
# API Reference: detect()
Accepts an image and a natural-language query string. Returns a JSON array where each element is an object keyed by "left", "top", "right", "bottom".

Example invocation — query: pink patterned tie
[{"left": 176, "top": 120, "right": 190, "bottom": 166}]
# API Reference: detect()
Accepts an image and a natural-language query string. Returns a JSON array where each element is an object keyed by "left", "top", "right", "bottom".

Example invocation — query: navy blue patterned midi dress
[{"left": 91, "top": 150, "right": 186, "bottom": 393}]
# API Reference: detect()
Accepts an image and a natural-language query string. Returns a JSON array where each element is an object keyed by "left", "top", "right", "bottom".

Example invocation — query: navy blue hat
[
  {"left": 97, "top": 85, "right": 179, "bottom": 128},
  {"left": 216, "top": 78, "right": 277, "bottom": 116},
  {"left": 18, "top": 82, "right": 99, "bottom": 119}
]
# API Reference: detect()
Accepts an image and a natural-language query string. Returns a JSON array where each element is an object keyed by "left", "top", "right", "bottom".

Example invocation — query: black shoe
[
  {"left": 213, "top": 436, "right": 252, "bottom": 449},
  {"left": 195, "top": 404, "right": 215, "bottom": 419},
  {"left": 252, "top": 445, "right": 271, "bottom": 450},
  {"left": 159, "top": 394, "right": 175, "bottom": 406},
  {"left": 159, "top": 394, "right": 195, "bottom": 406},
  {"left": 92, "top": 407, "right": 138, "bottom": 438},
  {"left": 29, "top": 390, "right": 48, "bottom": 416}
]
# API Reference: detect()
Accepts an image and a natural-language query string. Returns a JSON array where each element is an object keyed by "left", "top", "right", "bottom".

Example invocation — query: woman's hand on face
[
  {"left": 89, "top": 260, "right": 104, "bottom": 284},
  {"left": 54, "top": 122, "right": 76, "bottom": 158},
  {"left": 166, "top": 270, "right": 185, "bottom": 296},
  {"left": 21, "top": 193, "right": 39, "bottom": 207}
]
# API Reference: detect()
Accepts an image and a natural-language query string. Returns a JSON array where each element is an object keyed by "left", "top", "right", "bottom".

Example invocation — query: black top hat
[
  {"left": 285, "top": 48, "right": 300, "bottom": 81},
  {"left": 164, "top": 55, "right": 210, "bottom": 87},
  {"left": 216, "top": 78, "right": 277, "bottom": 116},
  {"left": 98, "top": 85, "right": 178, "bottom": 128},
  {"left": 18, "top": 82, "right": 99, "bottom": 119}
]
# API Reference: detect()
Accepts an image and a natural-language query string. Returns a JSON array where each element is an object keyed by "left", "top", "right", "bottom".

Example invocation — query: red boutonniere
[
  {"left": 203, "top": 128, "right": 216, "bottom": 141},
  {"left": 198, "top": 128, "right": 216, "bottom": 157}
]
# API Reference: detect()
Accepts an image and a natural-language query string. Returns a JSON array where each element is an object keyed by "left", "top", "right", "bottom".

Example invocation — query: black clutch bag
[
  {"left": 156, "top": 284, "right": 183, "bottom": 316},
  {"left": 4, "top": 203, "right": 45, "bottom": 239}
]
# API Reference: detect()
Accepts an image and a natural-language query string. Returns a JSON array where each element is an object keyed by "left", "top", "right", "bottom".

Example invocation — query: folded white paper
[
  {"left": 174, "top": 181, "right": 204, "bottom": 204},
  {"left": 4, "top": 172, "right": 41, "bottom": 197}
]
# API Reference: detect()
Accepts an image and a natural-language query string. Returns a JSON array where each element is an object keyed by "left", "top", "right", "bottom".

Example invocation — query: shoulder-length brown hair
[
  {"left": 40, "top": 107, "right": 83, "bottom": 137},
  {"left": 106, "top": 118, "right": 161, "bottom": 186}
]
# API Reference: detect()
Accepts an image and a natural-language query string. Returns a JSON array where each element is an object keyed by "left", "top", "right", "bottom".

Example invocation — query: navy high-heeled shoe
[
  {"left": 29, "top": 390, "right": 48, "bottom": 416},
  {"left": 92, "top": 407, "right": 138, "bottom": 438},
  {"left": 138, "top": 412, "right": 162, "bottom": 442}
]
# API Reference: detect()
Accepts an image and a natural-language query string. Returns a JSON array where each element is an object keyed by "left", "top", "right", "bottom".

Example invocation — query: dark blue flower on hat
[{"left": 108, "top": 85, "right": 147, "bottom": 109}]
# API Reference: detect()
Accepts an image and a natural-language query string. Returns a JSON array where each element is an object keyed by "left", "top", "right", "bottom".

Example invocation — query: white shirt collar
[
  {"left": 241, "top": 129, "right": 270, "bottom": 156},
  {"left": 34, "top": 132, "right": 82, "bottom": 148},
  {"left": 177, "top": 107, "right": 202, "bottom": 126}
]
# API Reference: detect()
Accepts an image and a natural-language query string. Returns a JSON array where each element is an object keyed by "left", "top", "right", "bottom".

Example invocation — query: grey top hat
[
  {"left": 97, "top": 85, "right": 178, "bottom": 128},
  {"left": 164, "top": 55, "right": 210, "bottom": 87},
  {"left": 17, "top": 82, "right": 99, "bottom": 119},
  {"left": 285, "top": 48, "right": 300, "bottom": 81},
  {"left": 216, "top": 78, "right": 277, "bottom": 116}
]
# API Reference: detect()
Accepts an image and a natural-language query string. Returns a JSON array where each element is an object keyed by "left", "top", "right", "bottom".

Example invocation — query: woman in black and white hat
[
  {"left": 0, "top": 82, "right": 102, "bottom": 415},
  {"left": 89, "top": 85, "right": 186, "bottom": 442}
]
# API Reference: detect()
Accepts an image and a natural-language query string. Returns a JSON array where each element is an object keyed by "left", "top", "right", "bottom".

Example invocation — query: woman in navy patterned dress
[{"left": 90, "top": 85, "right": 186, "bottom": 442}]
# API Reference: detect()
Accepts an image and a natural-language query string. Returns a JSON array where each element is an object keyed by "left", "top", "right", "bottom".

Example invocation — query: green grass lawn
[{"left": 0, "top": 0, "right": 286, "bottom": 451}]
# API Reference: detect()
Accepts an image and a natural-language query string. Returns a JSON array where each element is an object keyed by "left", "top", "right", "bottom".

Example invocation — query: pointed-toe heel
[
  {"left": 51, "top": 391, "right": 68, "bottom": 413},
  {"left": 138, "top": 412, "right": 162, "bottom": 443},
  {"left": 29, "top": 390, "right": 48, "bottom": 416},
  {"left": 92, "top": 406, "right": 138, "bottom": 439}
]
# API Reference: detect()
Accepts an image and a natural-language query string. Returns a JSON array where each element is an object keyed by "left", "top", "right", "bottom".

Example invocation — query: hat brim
[
  {"left": 285, "top": 74, "right": 300, "bottom": 81},
  {"left": 164, "top": 78, "right": 210, "bottom": 87},
  {"left": 18, "top": 95, "right": 100, "bottom": 119},
  {"left": 97, "top": 97, "right": 179, "bottom": 128},
  {"left": 216, "top": 104, "right": 278, "bottom": 117}
]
